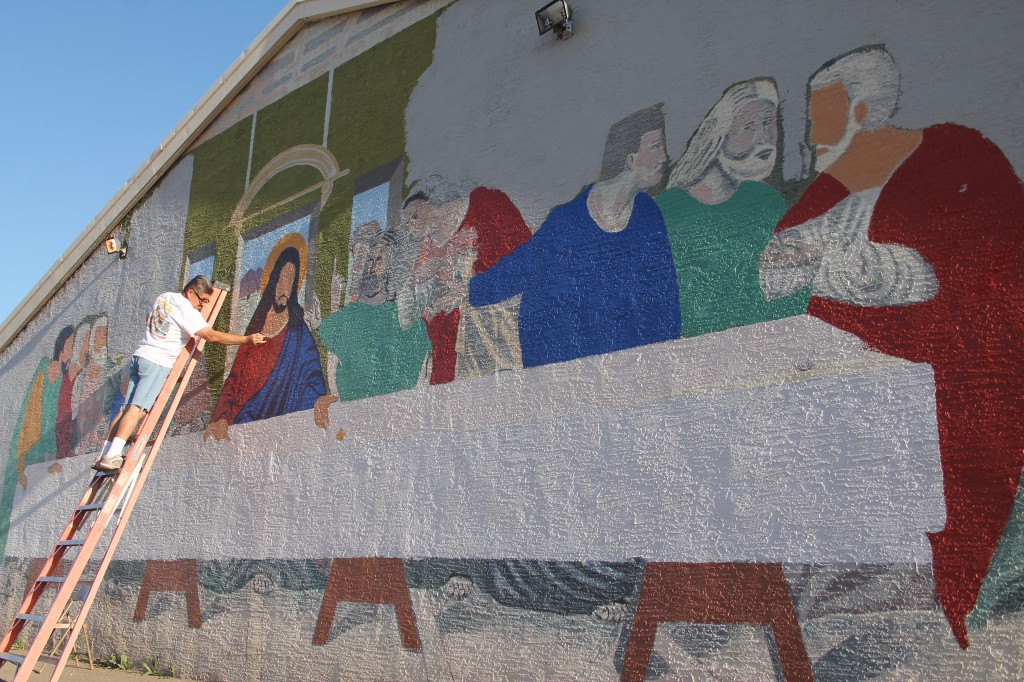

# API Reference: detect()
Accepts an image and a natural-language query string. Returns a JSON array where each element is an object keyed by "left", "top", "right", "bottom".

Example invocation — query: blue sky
[{"left": 0, "top": 0, "right": 289, "bottom": 325}]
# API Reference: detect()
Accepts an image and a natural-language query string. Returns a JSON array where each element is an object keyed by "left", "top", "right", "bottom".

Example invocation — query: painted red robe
[
  {"left": 425, "top": 187, "right": 532, "bottom": 384},
  {"left": 55, "top": 369, "right": 76, "bottom": 459},
  {"left": 776, "top": 124, "right": 1024, "bottom": 646}
]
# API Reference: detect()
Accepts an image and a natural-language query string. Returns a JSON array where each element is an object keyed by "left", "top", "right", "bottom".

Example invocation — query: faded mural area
[{"left": 2, "top": 0, "right": 1024, "bottom": 680}]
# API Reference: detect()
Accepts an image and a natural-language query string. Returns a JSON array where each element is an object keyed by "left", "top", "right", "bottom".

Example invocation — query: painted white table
[{"left": 11, "top": 316, "right": 944, "bottom": 565}]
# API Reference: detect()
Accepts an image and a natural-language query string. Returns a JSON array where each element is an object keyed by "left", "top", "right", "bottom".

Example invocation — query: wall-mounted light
[
  {"left": 536, "top": 0, "right": 573, "bottom": 40},
  {"left": 105, "top": 236, "right": 128, "bottom": 259}
]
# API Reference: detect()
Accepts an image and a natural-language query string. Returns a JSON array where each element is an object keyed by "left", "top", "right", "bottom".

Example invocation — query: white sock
[{"left": 101, "top": 437, "right": 127, "bottom": 461}]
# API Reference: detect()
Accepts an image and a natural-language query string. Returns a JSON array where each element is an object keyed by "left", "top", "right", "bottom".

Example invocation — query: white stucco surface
[{"left": 407, "top": 0, "right": 1024, "bottom": 231}]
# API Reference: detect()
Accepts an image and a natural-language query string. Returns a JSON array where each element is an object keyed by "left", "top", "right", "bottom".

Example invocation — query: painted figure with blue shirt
[{"left": 470, "top": 104, "right": 681, "bottom": 368}]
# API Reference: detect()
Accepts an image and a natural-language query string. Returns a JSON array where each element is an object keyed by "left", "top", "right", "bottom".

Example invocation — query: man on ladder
[
  {"left": 93, "top": 275, "right": 265, "bottom": 471},
  {"left": 2, "top": 277, "right": 243, "bottom": 682}
]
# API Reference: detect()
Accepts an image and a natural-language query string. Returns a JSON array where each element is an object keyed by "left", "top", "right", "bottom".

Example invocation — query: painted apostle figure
[
  {"left": 318, "top": 221, "right": 432, "bottom": 402},
  {"left": 394, "top": 176, "right": 534, "bottom": 381},
  {"left": 657, "top": 79, "right": 808, "bottom": 336},
  {"left": 760, "top": 46, "right": 1024, "bottom": 647},
  {"left": 469, "top": 104, "right": 681, "bottom": 367}
]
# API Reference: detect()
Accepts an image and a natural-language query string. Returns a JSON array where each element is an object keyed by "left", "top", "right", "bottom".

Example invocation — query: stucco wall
[{"left": 2, "top": 1, "right": 1023, "bottom": 679}]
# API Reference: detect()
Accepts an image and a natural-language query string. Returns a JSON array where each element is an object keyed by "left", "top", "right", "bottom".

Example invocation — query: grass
[
  {"left": 101, "top": 651, "right": 179, "bottom": 678},
  {"left": 104, "top": 652, "right": 132, "bottom": 671}
]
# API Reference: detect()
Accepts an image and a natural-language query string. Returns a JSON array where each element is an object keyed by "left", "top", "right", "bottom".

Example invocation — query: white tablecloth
[{"left": 11, "top": 316, "right": 944, "bottom": 564}]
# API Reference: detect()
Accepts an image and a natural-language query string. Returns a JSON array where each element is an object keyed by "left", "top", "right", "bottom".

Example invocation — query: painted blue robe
[{"left": 470, "top": 186, "right": 680, "bottom": 367}]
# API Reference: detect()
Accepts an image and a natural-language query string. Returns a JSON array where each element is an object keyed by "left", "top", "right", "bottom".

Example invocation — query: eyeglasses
[{"left": 188, "top": 290, "right": 211, "bottom": 306}]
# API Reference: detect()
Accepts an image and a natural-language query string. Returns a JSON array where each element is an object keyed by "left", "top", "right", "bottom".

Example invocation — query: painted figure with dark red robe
[
  {"left": 760, "top": 47, "right": 1024, "bottom": 647},
  {"left": 396, "top": 178, "right": 532, "bottom": 383}
]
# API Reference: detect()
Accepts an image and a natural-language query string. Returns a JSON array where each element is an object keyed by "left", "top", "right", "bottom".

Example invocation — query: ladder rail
[{"left": 0, "top": 287, "right": 227, "bottom": 682}]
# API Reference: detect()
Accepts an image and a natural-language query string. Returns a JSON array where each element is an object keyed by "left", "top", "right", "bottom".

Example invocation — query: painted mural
[
  {"left": 1, "top": 316, "right": 119, "bottom": 554},
  {"left": 2, "top": 1, "right": 1024, "bottom": 680}
]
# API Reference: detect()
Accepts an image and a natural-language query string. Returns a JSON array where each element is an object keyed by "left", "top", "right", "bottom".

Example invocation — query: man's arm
[
  {"left": 469, "top": 220, "right": 546, "bottom": 307},
  {"left": 196, "top": 327, "right": 267, "bottom": 346}
]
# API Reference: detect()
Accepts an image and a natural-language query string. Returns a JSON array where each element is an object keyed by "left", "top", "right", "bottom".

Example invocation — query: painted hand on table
[
  {"left": 203, "top": 418, "right": 231, "bottom": 442},
  {"left": 314, "top": 395, "right": 338, "bottom": 429}
]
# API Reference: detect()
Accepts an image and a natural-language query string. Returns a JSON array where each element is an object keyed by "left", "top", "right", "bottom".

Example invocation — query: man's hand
[
  {"left": 313, "top": 395, "right": 338, "bottom": 429},
  {"left": 204, "top": 419, "right": 231, "bottom": 442},
  {"left": 248, "top": 333, "right": 267, "bottom": 345}
]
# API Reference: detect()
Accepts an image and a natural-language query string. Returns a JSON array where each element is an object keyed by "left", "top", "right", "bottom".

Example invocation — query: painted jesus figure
[{"left": 205, "top": 245, "right": 333, "bottom": 440}]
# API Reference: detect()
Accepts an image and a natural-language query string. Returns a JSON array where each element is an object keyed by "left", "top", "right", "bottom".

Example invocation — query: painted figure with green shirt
[
  {"left": 319, "top": 221, "right": 431, "bottom": 402},
  {"left": 657, "top": 79, "right": 809, "bottom": 336}
]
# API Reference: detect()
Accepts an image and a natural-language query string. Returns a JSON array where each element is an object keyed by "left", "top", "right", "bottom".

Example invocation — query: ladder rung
[
  {"left": 94, "top": 469, "right": 118, "bottom": 478},
  {"left": 35, "top": 576, "right": 65, "bottom": 584},
  {"left": 15, "top": 613, "right": 45, "bottom": 624},
  {"left": 57, "top": 539, "right": 86, "bottom": 547},
  {"left": 76, "top": 503, "right": 105, "bottom": 512},
  {"left": 0, "top": 651, "right": 62, "bottom": 668}
]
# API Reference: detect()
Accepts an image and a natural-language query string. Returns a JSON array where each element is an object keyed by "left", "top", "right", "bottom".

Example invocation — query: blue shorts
[{"left": 124, "top": 356, "right": 172, "bottom": 412}]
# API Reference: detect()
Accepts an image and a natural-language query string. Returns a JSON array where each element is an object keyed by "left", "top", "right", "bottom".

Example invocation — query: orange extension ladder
[{"left": 0, "top": 286, "right": 228, "bottom": 682}]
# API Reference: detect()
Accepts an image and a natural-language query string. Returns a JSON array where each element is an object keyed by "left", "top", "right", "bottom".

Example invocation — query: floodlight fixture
[
  {"left": 536, "top": 0, "right": 573, "bottom": 39},
  {"left": 105, "top": 236, "right": 128, "bottom": 259}
]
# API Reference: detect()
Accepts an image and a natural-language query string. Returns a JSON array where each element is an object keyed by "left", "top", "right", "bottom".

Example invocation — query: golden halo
[{"left": 260, "top": 233, "right": 308, "bottom": 294}]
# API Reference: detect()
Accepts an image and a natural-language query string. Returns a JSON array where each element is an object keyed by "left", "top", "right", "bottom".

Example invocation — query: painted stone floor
[
  {"left": 4, "top": 559, "right": 1024, "bottom": 681},
  {"left": 77, "top": 580, "right": 1024, "bottom": 681}
]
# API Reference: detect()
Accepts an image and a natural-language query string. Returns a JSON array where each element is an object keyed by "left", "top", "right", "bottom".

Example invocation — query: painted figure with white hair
[
  {"left": 761, "top": 45, "right": 1024, "bottom": 648},
  {"left": 319, "top": 221, "right": 432, "bottom": 402},
  {"left": 657, "top": 79, "right": 808, "bottom": 336}
]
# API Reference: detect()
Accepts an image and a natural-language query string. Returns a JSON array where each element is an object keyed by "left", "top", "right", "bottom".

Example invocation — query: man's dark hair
[
  {"left": 184, "top": 275, "right": 214, "bottom": 297},
  {"left": 53, "top": 325, "right": 75, "bottom": 363},
  {"left": 246, "top": 247, "right": 303, "bottom": 335},
  {"left": 598, "top": 103, "right": 666, "bottom": 182}
]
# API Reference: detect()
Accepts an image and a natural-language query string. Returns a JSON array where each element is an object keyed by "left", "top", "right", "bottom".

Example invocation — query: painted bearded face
[
  {"left": 719, "top": 98, "right": 778, "bottom": 181},
  {"left": 274, "top": 262, "right": 296, "bottom": 313},
  {"left": 402, "top": 198, "right": 431, "bottom": 242},
  {"left": 358, "top": 242, "right": 390, "bottom": 305},
  {"left": 809, "top": 81, "right": 860, "bottom": 172}
]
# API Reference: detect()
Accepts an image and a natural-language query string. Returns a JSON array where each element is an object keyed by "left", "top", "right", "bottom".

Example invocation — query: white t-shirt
[{"left": 133, "top": 292, "right": 210, "bottom": 368}]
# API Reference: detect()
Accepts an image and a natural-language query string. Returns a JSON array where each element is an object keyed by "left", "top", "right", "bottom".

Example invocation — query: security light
[
  {"left": 105, "top": 237, "right": 128, "bottom": 259},
  {"left": 536, "top": 0, "right": 572, "bottom": 39}
]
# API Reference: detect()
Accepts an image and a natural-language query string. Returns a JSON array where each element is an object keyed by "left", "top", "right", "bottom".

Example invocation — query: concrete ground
[{"left": 3, "top": 657, "right": 180, "bottom": 682}]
